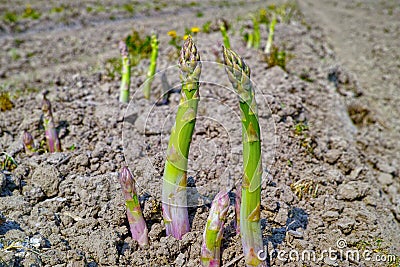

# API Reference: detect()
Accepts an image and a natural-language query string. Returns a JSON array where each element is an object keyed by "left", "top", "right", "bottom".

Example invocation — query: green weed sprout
[
  {"left": 119, "top": 40, "right": 131, "bottom": 103},
  {"left": 162, "top": 36, "right": 201, "bottom": 239},
  {"left": 42, "top": 93, "right": 61, "bottom": 153},
  {"left": 201, "top": 191, "right": 229, "bottom": 267},
  {"left": 219, "top": 20, "right": 231, "bottom": 49},
  {"left": 143, "top": 32, "right": 159, "bottom": 99},
  {"left": 119, "top": 166, "right": 149, "bottom": 246},
  {"left": 223, "top": 47, "right": 265, "bottom": 266},
  {"left": 264, "top": 14, "right": 277, "bottom": 54}
]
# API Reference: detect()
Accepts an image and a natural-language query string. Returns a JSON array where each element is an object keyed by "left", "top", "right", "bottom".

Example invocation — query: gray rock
[
  {"left": 31, "top": 164, "right": 60, "bottom": 197},
  {"left": 337, "top": 182, "right": 370, "bottom": 201},
  {"left": 174, "top": 253, "right": 186, "bottom": 267},
  {"left": 376, "top": 161, "right": 396, "bottom": 174},
  {"left": 322, "top": 211, "right": 339, "bottom": 222},
  {"left": 336, "top": 217, "right": 355, "bottom": 234},
  {"left": 377, "top": 172, "right": 393, "bottom": 185},
  {"left": 324, "top": 149, "right": 342, "bottom": 164}
]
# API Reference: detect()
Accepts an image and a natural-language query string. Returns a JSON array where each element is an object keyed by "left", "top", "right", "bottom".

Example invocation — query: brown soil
[{"left": 0, "top": 0, "right": 399, "bottom": 266}]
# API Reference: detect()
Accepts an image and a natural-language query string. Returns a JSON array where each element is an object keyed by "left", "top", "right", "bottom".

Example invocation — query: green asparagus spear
[
  {"left": 119, "top": 40, "right": 131, "bottom": 103},
  {"left": 119, "top": 166, "right": 149, "bottom": 246},
  {"left": 219, "top": 20, "right": 231, "bottom": 49},
  {"left": 143, "top": 32, "right": 159, "bottom": 99},
  {"left": 162, "top": 36, "right": 201, "bottom": 239},
  {"left": 222, "top": 47, "right": 265, "bottom": 266},
  {"left": 264, "top": 14, "right": 277, "bottom": 54},
  {"left": 201, "top": 191, "right": 230, "bottom": 267}
]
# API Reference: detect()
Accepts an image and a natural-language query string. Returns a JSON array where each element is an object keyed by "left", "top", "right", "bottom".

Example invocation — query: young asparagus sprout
[
  {"left": 264, "top": 14, "right": 277, "bottom": 54},
  {"left": 23, "top": 131, "right": 35, "bottom": 154},
  {"left": 201, "top": 191, "right": 230, "bottom": 267},
  {"left": 119, "top": 166, "right": 149, "bottom": 246},
  {"left": 222, "top": 47, "right": 265, "bottom": 266},
  {"left": 143, "top": 32, "right": 159, "bottom": 99},
  {"left": 119, "top": 40, "right": 131, "bottom": 103},
  {"left": 162, "top": 36, "right": 201, "bottom": 239},
  {"left": 42, "top": 94, "right": 61, "bottom": 153},
  {"left": 219, "top": 20, "right": 231, "bottom": 49}
]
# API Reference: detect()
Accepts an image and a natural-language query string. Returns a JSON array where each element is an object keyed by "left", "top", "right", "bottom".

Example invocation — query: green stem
[
  {"left": 143, "top": 33, "right": 159, "bottom": 100},
  {"left": 223, "top": 47, "right": 265, "bottom": 266},
  {"left": 264, "top": 14, "right": 277, "bottom": 54},
  {"left": 219, "top": 21, "right": 231, "bottom": 49},
  {"left": 119, "top": 40, "right": 131, "bottom": 103},
  {"left": 162, "top": 36, "right": 201, "bottom": 239}
]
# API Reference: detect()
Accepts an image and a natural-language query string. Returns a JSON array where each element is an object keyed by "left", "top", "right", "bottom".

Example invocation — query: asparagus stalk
[
  {"left": 264, "top": 14, "right": 277, "bottom": 54},
  {"left": 143, "top": 32, "right": 159, "bottom": 99},
  {"left": 252, "top": 16, "right": 260, "bottom": 49},
  {"left": 222, "top": 47, "right": 265, "bottom": 266},
  {"left": 119, "top": 40, "right": 131, "bottom": 103},
  {"left": 119, "top": 166, "right": 149, "bottom": 246},
  {"left": 219, "top": 20, "right": 231, "bottom": 49},
  {"left": 42, "top": 94, "right": 61, "bottom": 153},
  {"left": 234, "top": 184, "right": 242, "bottom": 234},
  {"left": 23, "top": 131, "right": 35, "bottom": 154},
  {"left": 162, "top": 36, "right": 201, "bottom": 239},
  {"left": 201, "top": 191, "right": 230, "bottom": 267}
]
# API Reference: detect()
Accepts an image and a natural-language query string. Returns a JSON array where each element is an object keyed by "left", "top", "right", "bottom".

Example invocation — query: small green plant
[
  {"left": 125, "top": 30, "right": 153, "bottom": 66},
  {"left": 293, "top": 122, "right": 308, "bottom": 135},
  {"left": 22, "top": 4, "right": 41, "bottom": 20},
  {"left": 0, "top": 152, "right": 18, "bottom": 171},
  {"left": 143, "top": 33, "right": 159, "bottom": 100},
  {"left": 104, "top": 57, "right": 122, "bottom": 80},
  {"left": 123, "top": 4, "right": 135, "bottom": 14},
  {"left": 202, "top": 21, "right": 212, "bottom": 33},
  {"left": 3, "top": 11, "right": 18, "bottom": 23},
  {"left": 290, "top": 179, "right": 318, "bottom": 200},
  {"left": 263, "top": 45, "right": 288, "bottom": 69},
  {"left": 0, "top": 92, "right": 14, "bottom": 111},
  {"left": 162, "top": 37, "right": 202, "bottom": 240}
]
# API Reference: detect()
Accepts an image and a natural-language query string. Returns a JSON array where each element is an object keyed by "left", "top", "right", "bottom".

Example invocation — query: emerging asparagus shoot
[
  {"left": 223, "top": 47, "right": 265, "bottom": 266},
  {"left": 162, "top": 36, "right": 201, "bottom": 239},
  {"left": 119, "top": 40, "right": 131, "bottom": 103},
  {"left": 219, "top": 20, "right": 231, "bottom": 49},
  {"left": 42, "top": 93, "right": 61, "bottom": 153},
  {"left": 143, "top": 32, "right": 159, "bottom": 99},
  {"left": 264, "top": 14, "right": 277, "bottom": 54},
  {"left": 201, "top": 191, "right": 230, "bottom": 267},
  {"left": 23, "top": 131, "right": 35, "bottom": 154},
  {"left": 119, "top": 166, "right": 149, "bottom": 247}
]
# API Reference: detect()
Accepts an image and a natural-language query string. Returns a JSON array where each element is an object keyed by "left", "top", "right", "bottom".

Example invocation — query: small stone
[
  {"left": 376, "top": 161, "right": 396, "bottom": 174},
  {"left": 322, "top": 211, "right": 339, "bottom": 222},
  {"left": 174, "top": 253, "right": 186, "bottom": 267},
  {"left": 377, "top": 172, "right": 393, "bottom": 185},
  {"left": 337, "top": 217, "right": 355, "bottom": 234},
  {"left": 324, "top": 149, "right": 342, "bottom": 164},
  {"left": 274, "top": 207, "right": 288, "bottom": 226},
  {"left": 337, "top": 182, "right": 369, "bottom": 201},
  {"left": 148, "top": 223, "right": 163, "bottom": 242},
  {"left": 31, "top": 165, "right": 60, "bottom": 197}
]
